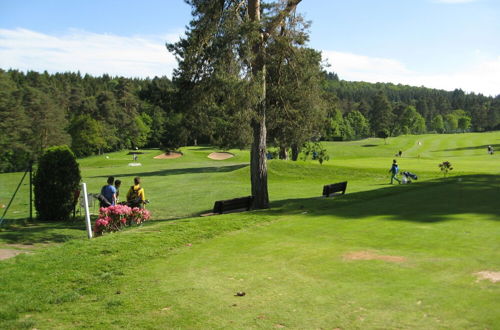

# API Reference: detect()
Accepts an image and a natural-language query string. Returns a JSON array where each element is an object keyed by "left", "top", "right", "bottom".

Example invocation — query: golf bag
[{"left": 402, "top": 171, "right": 418, "bottom": 183}]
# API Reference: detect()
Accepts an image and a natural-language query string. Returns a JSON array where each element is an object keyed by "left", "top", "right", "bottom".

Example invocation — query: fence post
[
  {"left": 29, "top": 161, "right": 33, "bottom": 222},
  {"left": 81, "top": 183, "right": 93, "bottom": 239}
]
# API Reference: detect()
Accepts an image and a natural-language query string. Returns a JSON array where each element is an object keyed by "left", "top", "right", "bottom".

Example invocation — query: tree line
[
  {"left": 1, "top": 66, "right": 498, "bottom": 173},
  {"left": 0, "top": 69, "right": 176, "bottom": 172},
  {"left": 324, "top": 75, "right": 500, "bottom": 140}
]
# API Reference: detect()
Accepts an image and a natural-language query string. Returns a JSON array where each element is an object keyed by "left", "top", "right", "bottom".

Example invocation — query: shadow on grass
[
  {"left": 0, "top": 219, "right": 87, "bottom": 244},
  {"left": 433, "top": 144, "right": 500, "bottom": 152},
  {"left": 90, "top": 163, "right": 248, "bottom": 179},
  {"left": 188, "top": 146, "right": 219, "bottom": 151},
  {"left": 264, "top": 174, "right": 500, "bottom": 223},
  {"left": 361, "top": 144, "right": 379, "bottom": 147}
]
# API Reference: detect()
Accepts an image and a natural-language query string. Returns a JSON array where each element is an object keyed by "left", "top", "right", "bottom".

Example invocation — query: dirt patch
[
  {"left": 208, "top": 152, "right": 234, "bottom": 160},
  {"left": 154, "top": 152, "right": 183, "bottom": 159},
  {"left": 5, "top": 243, "right": 52, "bottom": 249},
  {"left": 475, "top": 271, "right": 500, "bottom": 283},
  {"left": 5, "top": 243, "right": 34, "bottom": 249},
  {"left": 0, "top": 249, "right": 26, "bottom": 260},
  {"left": 343, "top": 251, "right": 406, "bottom": 263}
]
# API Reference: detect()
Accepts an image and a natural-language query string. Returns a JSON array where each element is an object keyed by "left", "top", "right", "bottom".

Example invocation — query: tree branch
[{"left": 264, "top": 0, "right": 302, "bottom": 38}]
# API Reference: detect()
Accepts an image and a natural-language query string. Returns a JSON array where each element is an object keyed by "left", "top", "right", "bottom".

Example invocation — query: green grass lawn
[{"left": 0, "top": 132, "right": 499, "bottom": 329}]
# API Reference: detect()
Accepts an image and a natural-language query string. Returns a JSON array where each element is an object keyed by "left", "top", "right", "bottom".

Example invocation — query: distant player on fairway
[{"left": 389, "top": 159, "right": 401, "bottom": 184}]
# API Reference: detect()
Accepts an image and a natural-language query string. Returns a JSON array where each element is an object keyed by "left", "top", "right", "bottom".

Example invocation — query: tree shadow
[
  {"left": 361, "top": 144, "right": 379, "bottom": 147},
  {"left": 262, "top": 174, "right": 500, "bottom": 223},
  {"left": 0, "top": 220, "right": 87, "bottom": 244},
  {"left": 90, "top": 164, "right": 248, "bottom": 179},
  {"left": 432, "top": 144, "right": 500, "bottom": 152},
  {"left": 189, "top": 146, "right": 218, "bottom": 151}
]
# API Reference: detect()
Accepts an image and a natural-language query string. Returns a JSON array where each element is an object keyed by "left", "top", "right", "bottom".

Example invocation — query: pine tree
[
  {"left": 0, "top": 71, "right": 32, "bottom": 171},
  {"left": 370, "top": 90, "right": 393, "bottom": 136},
  {"left": 22, "top": 87, "right": 71, "bottom": 157},
  {"left": 168, "top": 0, "right": 302, "bottom": 209}
]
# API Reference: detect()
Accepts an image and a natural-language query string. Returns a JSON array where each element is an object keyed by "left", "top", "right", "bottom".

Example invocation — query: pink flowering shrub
[
  {"left": 128, "top": 207, "right": 151, "bottom": 225},
  {"left": 93, "top": 204, "right": 151, "bottom": 236}
]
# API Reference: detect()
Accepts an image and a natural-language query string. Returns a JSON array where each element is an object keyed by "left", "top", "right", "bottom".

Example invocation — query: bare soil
[
  {"left": 474, "top": 271, "right": 500, "bottom": 283},
  {"left": 0, "top": 249, "right": 25, "bottom": 260},
  {"left": 207, "top": 152, "right": 234, "bottom": 160},
  {"left": 343, "top": 251, "right": 407, "bottom": 263},
  {"left": 154, "top": 152, "right": 183, "bottom": 159}
]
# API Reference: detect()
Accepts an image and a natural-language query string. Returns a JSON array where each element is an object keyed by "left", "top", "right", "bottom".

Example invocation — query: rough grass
[{"left": 0, "top": 132, "right": 499, "bottom": 329}]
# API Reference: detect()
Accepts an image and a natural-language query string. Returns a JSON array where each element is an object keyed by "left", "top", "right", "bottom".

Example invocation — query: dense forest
[{"left": 1, "top": 68, "right": 499, "bottom": 172}]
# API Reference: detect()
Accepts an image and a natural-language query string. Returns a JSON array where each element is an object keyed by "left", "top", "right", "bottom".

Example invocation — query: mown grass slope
[{"left": 0, "top": 132, "right": 499, "bottom": 329}]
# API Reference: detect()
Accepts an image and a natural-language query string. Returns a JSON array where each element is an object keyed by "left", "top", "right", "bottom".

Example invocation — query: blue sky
[{"left": 1, "top": 0, "right": 499, "bottom": 96}]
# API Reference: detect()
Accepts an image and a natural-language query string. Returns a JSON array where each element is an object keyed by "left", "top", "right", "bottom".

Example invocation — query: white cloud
[
  {"left": 1, "top": 28, "right": 498, "bottom": 96},
  {"left": 322, "top": 50, "right": 500, "bottom": 96},
  {"left": 0, "top": 28, "right": 182, "bottom": 78}
]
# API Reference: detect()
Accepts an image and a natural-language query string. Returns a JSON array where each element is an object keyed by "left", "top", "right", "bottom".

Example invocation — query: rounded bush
[{"left": 34, "top": 145, "right": 81, "bottom": 221}]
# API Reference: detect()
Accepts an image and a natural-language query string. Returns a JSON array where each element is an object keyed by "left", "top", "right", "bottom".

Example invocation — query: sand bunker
[
  {"left": 475, "top": 271, "right": 500, "bottom": 283},
  {"left": 208, "top": 152, "right": 234, "bottom": 160},
  {"left": 343, "top": 251, "right": 406, "bottom": 263},
  {"left": 154, "top": 152, "right": 183, "bottom": 159}
]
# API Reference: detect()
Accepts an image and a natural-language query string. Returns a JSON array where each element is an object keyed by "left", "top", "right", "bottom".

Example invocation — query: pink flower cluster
[
  {"left": 93, "top": 204, "right": 151, "bottom": 236},
  {"left": 128, "top": 207, "right": 151, "bottom": 225}
]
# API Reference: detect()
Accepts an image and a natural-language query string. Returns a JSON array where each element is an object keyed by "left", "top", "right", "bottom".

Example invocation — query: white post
[{"left": 81, "top": 183, "right": 93, "bottom": 239}]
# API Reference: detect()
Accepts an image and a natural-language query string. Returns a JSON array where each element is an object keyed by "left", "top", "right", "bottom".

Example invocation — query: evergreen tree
[
  {"left": 22, "top": 87, "right": 71, "bottom": 156},
  {"left": 370, "top": 90, "right": 393, "bottom": 136},
  {"left": 0, "top": 71, "right": 32, "bottom": 172},
  {"left": 34, "top": 145, "right": 81, "bottom": 221},
  {"left": 470, "top": 103, "right": 489, "bottom": 131},
  {"left": 487, "top": 96, "right": 500, "bottom": 130},
  {"left": 267, "top": 43, "right": 326, "bottom": 160},
  {"left": 168, "top": 0, "right": 302, "bottom": 208}
]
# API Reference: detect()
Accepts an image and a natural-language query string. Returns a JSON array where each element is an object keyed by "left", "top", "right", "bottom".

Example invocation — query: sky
[{"left": 0, "top": 0, "right": 499, "bottom": 96}]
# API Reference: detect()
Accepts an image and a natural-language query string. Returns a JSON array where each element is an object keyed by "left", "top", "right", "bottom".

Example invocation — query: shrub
[
  {"left": 301, "top": 142, "right": 330, "bottom": 165},
  {"left": 34, "top": 145, "right": 81, "bottom": 221},
  {"left": 94, "top": 205, "right": 151, "bottom": 236},
  {"left": 438, "top": 161, "right": 453, "bottom": 177}
]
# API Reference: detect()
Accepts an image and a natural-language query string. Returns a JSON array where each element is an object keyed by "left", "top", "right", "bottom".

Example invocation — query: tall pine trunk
[
  {"left": 248, "top": 0, "right": 301, "bottom": 208},
  {"left": 250, "top": 106, "right": 269, "bottom": 208},
  {"left": 249, "top": 0, "right": 269, "bottom": 209}
]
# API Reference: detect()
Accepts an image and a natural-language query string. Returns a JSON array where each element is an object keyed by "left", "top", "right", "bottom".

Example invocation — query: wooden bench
[
  {"left": 213, "top": 196, "right": 253, "bottom": 214},
  {"left": 322, "top": 181, "right": 347, "bottom": 197}
]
